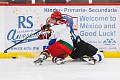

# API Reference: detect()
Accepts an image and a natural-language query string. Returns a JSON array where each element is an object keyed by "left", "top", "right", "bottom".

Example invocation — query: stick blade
[{"left": 4, "top": 50, "right": 7, "bottom": 53}]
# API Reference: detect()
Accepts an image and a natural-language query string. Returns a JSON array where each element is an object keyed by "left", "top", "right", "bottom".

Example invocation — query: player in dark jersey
[{"left": 70, "top": 35, "right": 104, "bottom": 65}]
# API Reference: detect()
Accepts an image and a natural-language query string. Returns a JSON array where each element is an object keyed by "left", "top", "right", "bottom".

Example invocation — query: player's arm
[{"left": 38, "top": 24, "right": 52, "bottom": 40}]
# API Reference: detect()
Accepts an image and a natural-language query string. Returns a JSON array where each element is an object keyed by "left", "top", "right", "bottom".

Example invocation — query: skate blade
[
  {"left": 33, "top": 61, "right": 42, "bottom": 66},
  {"left": 56, "top": 60, "right": 66, "bottom": 65},
  {"left": 83, "top": 58, "right": 95, "bottom": 65}
]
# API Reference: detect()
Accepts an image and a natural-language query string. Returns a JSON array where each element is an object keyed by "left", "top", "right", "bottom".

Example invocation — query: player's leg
[
  {"left": 70, "top": 50, "right": 85, "bottom": 61},
  {"left": 52, "top": 57, "right": 67, "bottom": 65},
  {"left": 34, "top": 38, "right": 56, "bottom": 65},
  {"left": 83, "top": 51, "right": 104, "bottom": 65},
  {"left": 34, "top": 50, "right": 49, "bottom": 65},
  {"left": 92, "top": 51, "right": 104, "bottom": 63},
  {"left": 48, "top": 41, "right": 72, "bottom": 65},
  {"left": 34, "top": 41, "right": 66, "bottom": 65}
]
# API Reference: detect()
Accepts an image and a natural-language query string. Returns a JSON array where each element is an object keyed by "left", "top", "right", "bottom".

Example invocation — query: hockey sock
[{"left": 92, "top": 51, "right": 104, "bottom": 62}]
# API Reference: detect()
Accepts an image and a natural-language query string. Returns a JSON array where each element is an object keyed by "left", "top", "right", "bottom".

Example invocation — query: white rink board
[
  {"left": 0, "top": 7, "right": 5, "bottom": 52},
  {"left": 0, "top": 6, "right": 119, "bottom": 52}
]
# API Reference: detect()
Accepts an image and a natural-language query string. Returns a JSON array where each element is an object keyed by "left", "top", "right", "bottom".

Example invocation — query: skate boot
[
  {"left": 55, "top": 58, "right": 66, "bottom": 65},
  {"left": 83, "top": 57, "right": 97, "bottom": 65},
  {"left": 34, "top": 54, "right": 46, "bottom": 65},
  {"left": 34, "top": 58, "right": 43, "bottom": 65}
]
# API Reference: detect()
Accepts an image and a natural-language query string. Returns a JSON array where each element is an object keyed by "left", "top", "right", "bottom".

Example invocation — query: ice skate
[
  {"left": 34, "top": 54, "right": 47, "bottom": 65},
  {"left": 55, "top": 58, "right": 66, "bottom": 65},
  {"left": 34, "top": 58, "right": 43, "bottom": 65},
  {"left": 83, "top": 57, "right": 97, "bottom": 65}
]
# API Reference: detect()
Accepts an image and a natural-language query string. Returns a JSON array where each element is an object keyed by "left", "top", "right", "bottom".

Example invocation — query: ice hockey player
[
  {"left": 34, "top": 23, "right": 74, "bottom": 65},
  {"left": 42, "top": 11, "right": 75, "bottom": 50},
  {"left": 34, "top": 11, "right": 75, "bottom": 65},
  {"left": 47, "top": 11, "right": 104, "bottom": 65},
  {"left": 34, "top": 10, "right": 104, "bottom": 65},
  {"left": 69, "top": 34, "right": 104, "bottom": 65}
]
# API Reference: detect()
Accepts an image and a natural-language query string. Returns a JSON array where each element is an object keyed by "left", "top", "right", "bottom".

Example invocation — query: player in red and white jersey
[{"left": 34, "top": 11, "right": 104, "bottom": 65}]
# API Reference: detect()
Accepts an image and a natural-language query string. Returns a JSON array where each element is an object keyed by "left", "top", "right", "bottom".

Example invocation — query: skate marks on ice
[{"left": 0, "top": 58, "right": 120, "bottom": 80}]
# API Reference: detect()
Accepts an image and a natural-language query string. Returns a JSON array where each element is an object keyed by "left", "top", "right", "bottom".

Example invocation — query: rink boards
[
  {"left": 0, "top": 3, "right": 120, "bottom": 58},
  {"left": 0, "top": 51, "right": 120, "bottom": 58}
]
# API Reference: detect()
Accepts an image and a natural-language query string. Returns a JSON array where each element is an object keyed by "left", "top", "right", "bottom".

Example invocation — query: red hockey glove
[
  {"left": 38, "top": 33, "right": 50, "bottom": 40},
  {"left": 59, "top": 20, "right": 67, "bottom": 24}
]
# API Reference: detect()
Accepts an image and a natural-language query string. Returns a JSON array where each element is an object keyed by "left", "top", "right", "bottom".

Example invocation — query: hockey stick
[
  {"left": 99, "top": 43, "right": 113, "bottom": 52},
  {"left": 4, "top": 30, "right": 41, "bottom": 53}
]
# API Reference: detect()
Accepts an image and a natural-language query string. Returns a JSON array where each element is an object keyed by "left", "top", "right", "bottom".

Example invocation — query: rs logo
[{"left": 18, "top": 16, "right": 33, "bottom": 29}]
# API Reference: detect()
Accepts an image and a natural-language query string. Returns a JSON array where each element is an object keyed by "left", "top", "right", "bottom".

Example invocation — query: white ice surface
[{"left": 0, "top": 58, "right": 120, "bottom": 80}]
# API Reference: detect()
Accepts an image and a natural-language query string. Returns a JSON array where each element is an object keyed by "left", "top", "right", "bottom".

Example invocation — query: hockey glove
[
  {"left": 76, "top": 36, "right": 81, "bottom": 43},
  {"left": 38, "top": 33, "right": 50, "bottom": 40},
  {"left": 41, "top": 24, "right": 51, "bottom": 31}
]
